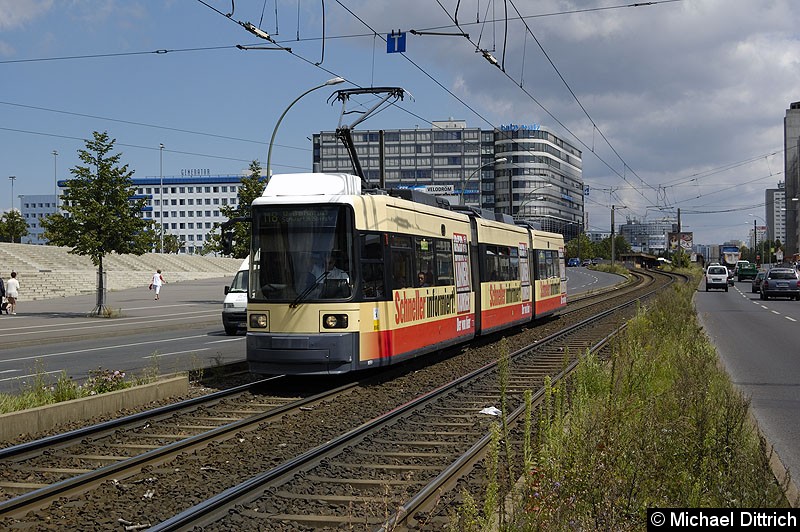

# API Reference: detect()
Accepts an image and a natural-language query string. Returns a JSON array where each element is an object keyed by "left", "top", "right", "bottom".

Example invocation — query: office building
[
  {"left": 19, "top": 194, "right": 57, "bottom": 245},
  {"left": 21, "top": 175, "right": 245, "bottom": 254},
  {"left": 133, "top": 176, "right": 243, "bottom": 254},
  {"left": 765, "top": 182, "right": 785, "bottom": 245},
  {"left": 618, "top": 218, "right": 678, "bottom": 254},
  {"left": 783, "top": 102, "right": 800, "bottom": 257},
  {"left": 313, "top": 119, "right": 584, "bottom": 240}
]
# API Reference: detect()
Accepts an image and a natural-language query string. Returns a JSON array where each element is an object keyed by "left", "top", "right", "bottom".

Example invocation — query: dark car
[
  {"left": 567, "top": 258, "right": 581, "bottom": 267},
  {"left": 726, "top": 268, "right": 735, "bottom": 286},
  {"left": 751, "top": 271, "right": 766, "bottom": 293},
  {"left": 760, "top": 268, "right": 800, "bottom": 300}
]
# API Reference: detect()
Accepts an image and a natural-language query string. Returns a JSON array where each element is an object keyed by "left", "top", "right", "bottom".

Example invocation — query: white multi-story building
[
  {"left": 134, "top": 176, "right": 243, "bottom": 254},
  {"left": 19, "top": 194, "right": 57, "bottom": 244},
  {"left": 766, "top": 182, "right": 785, "bottom": 245},
  {"left": 20, "top": 175, "right": 246, "bottom": 254}
]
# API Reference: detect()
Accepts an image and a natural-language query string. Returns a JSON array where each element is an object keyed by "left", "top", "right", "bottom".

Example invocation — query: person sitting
[
  {"left": 417, "top": 271, "right": 431, "bottom": 287},
  {"left": 323, "top": 253, "right": 349, "bottom": 281}
]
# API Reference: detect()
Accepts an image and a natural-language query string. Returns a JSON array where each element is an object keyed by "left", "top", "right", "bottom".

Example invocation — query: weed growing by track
[
  {"left": 0, "top": 362, "right": 157, "bottom": 414},
  {"left": 454, "top": 275, "right": 787, "bottom": 530},
  {"left": 501, "top": 278, "right": 788, "bottom": 530}
]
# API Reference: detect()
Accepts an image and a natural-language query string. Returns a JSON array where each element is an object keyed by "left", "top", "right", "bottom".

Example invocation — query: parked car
[
  {"left": 567, "top": 258, "right": 581, "bottom": 267},
  {"left": 751, "top": 271, "right": 767, "bottom": 293},
  {"left": 705, "top": 265, "right": 729, "bottom": 292},
  {"left": 760, "top": 268, "right": 800, "bottom": 300},
  {"left": 581, "top": 259, "right": 592, "bottom": 267},
  {"left": 592, "top": 257, "right": 602, "bottom": 265}
]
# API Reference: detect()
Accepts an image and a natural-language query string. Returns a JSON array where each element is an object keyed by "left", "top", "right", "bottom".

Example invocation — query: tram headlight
[
  {"left": 323, "top": 314, "right": 348, "bottom": 329},
  {"left": 249, "top": 313, "right": 268, "bottom": 329}
]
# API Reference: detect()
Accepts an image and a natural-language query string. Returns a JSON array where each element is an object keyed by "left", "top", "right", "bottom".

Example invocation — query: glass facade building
[{"left": 313, "top": 119, "right": 584, "bottom": 240}]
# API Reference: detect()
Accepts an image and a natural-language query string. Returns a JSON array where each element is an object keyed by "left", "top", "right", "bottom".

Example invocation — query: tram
[{"left": 243, "top": 172, "right": 566, "bottom": 375}]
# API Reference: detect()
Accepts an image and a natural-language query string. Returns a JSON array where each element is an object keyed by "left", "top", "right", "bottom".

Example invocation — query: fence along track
[{"left": 152, "top": 271, "right": 674, "bottom": 531}]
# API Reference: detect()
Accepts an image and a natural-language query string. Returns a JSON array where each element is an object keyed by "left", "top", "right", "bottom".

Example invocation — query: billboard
[{"left": 668, "top": 232, "right": 693, "bottom": 252}]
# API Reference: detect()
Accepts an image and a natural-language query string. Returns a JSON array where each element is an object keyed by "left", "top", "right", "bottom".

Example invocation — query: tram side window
[
  {"left": 361, "top": 232, "right": 386, "bottom": 299},
  {"left": 535, "top": 250, "right": 558, "bottom": 280},
  {"left": 415, "top": 237, "right": 435, "bottom": 287},
  {"left": 434, "top": 239, "right": 453, "bottom": 286},
  {"left": 390, "top": 235, "right": 414, "bottom": 289},
  {"left": 484, "top": 245, "right": 513, "bottom": 281},
  {"left": 510, "top": 247, "right": 519, "bottom": 280},
  {"left": 484, "top": 246, "right": 499, "bottom": 282}
]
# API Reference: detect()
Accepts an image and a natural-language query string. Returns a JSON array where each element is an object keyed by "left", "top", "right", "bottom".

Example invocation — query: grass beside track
[{"left": 470, "top": 269, "right": 787, "bottom": 531}]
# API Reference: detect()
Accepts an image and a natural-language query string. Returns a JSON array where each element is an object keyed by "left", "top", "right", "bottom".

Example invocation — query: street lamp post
[
  {"left": 266, "top": 77, "right": 345, "bottom": 178},
  {"left": 159, "top": 143, "right": 164, "bottom": 254},
  {"left": 459, "top": 157, "right": 507, "bottom": 207},
  {"left": 52, "top": 150, "right": 58, "bottom": 212},
  {"left": 8, "top": 175, "right": 16, "bottom": 211},
  {"left": 749, "top": 213, "right": 770, "bottom": 266}
]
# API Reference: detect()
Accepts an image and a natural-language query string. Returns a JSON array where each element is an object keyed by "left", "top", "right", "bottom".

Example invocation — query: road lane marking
[
  {"left": 0, "top": 311, "right": 216, "bottom": 338},
  {"left": 144, "top": 348, "right": 210, "bottom": 359},
  {"left": 0, "top": 335, "right": 210, "bottom": 365},
  {"left": 206, "top": 337, "right": 246, "bottom": 344},
  {"left": 787, "top": 317, "right": 797, "bottom": 322},
  {"left": 0, "top": 370, "right": 62, "bottom": 383},
  {"left": 772, "top": 311, "right": 780, "bottom": 315}
]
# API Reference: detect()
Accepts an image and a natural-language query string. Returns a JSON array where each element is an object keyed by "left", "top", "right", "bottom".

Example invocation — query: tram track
[
  {"left": 154, "top": 271, "right": 674, "bottom": 530},
  {"left": 0, "top": 269, "right": 677, "bottom": 530}
]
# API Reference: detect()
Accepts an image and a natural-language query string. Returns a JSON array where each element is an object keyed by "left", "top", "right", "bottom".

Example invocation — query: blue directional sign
[
  {"left": 387, "top": 32, "right": 406, "bottom": 53},
  {"left": 584, "top": 185, "right": 590, "bottom": 196}
]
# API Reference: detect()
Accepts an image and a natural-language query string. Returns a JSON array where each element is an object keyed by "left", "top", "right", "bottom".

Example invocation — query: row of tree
[{"left": 564, "top": 232, "right": 632, "bottom": 263}]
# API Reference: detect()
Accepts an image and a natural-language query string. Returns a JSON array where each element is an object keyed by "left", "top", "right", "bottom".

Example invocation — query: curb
[{"left": 0, "top": 375, "right": 188, "bottom": 441}]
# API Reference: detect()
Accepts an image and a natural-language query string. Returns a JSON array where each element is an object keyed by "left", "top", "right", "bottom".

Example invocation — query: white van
[{"left": 222, "top": 257, "right": 248, "bottom": 335}]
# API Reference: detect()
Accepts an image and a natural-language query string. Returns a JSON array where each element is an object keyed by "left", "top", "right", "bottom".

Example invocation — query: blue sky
[{"left": 3, "top": 0, "right": 800, "bottom": 247}]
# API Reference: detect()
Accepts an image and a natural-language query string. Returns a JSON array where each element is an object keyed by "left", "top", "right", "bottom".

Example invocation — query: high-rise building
[
  {"left": 313, "top": 119, "right": 584, "bottom": 240},
  {"left": 765, "top": 182, "right": 785, "bottom": 244},
  {"left": 783, "top": 102, "right": 800, "bottom": 257}
]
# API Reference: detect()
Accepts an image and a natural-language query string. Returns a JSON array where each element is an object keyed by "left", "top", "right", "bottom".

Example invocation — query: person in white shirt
[
  {"left": 151, "top": 269, "right": 167, "bottom": 300},
  {"left": 323, "top": 253, "right": 349, "bottom": 281},
  {"left": 6, "top": 271, "right": 20, "bottom": 315}
]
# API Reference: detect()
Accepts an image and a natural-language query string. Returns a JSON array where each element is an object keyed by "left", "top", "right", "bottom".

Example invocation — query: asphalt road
[
  {"left": 565, "top": 265, "right": 623, "bottom": 294},
  {"left": 0, "top": 267, "right": 624, "bottom": 396},
  {"left": 0, "top": 276, "right": 245, "bottom": 395},
  {"left": 695, "top": 279, "right": 800, "bottom": 496}
]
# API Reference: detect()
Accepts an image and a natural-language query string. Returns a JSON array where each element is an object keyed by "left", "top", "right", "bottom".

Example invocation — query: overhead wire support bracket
[
  {"left": 328, "top": 87, "right": 408, "bottom": 189},
  {"left": 409, "top": 29, "right": 469, "bottom": 38}
]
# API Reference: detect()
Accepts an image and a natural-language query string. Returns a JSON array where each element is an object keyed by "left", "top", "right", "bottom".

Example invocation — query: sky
[{"left": 2, "top": 0, "right": 799, "bottom": 247}]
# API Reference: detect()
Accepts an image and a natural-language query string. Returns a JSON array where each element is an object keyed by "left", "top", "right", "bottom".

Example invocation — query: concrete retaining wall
[{"left": 0, "top": 375, "right": 188, "bottom": 441}]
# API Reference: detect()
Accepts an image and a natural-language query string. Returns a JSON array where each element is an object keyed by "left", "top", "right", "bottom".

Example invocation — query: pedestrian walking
[
  {"left": 6, "top": 272, "right": 20, "bottom": 315},
  {"left": 0, "top": 274, "right": 6, "bottom": 315},
  {"left": 151, "top": 269, "right": 167, "bottom": 300}
]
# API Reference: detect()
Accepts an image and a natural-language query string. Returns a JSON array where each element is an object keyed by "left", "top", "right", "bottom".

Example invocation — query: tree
[
  {"left": 204, "top": 160, "right": 266, "bottom": 258},
  {"left": 0, "top": 210, "right": 28, "bottom": 243},
  {"left": 41, "top": 131, "right": 155, "bottom": 315},
  {"left": 565, "top": 232, "right": 594, "bottom": 260}
]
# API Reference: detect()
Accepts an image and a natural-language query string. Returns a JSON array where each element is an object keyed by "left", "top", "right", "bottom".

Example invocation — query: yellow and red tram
[{"left": 245, "top": 173, "right": 566, "bottom": 375}]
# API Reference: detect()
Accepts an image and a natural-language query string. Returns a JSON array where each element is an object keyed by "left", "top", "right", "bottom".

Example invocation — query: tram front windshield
[{"left": 251, "top": 204, "right": 354, "bottom": 302}]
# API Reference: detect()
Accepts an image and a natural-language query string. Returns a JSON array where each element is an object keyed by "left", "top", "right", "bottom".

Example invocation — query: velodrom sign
[{"left": 424, "top": 184, "right": 454, "bottom": 194}]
